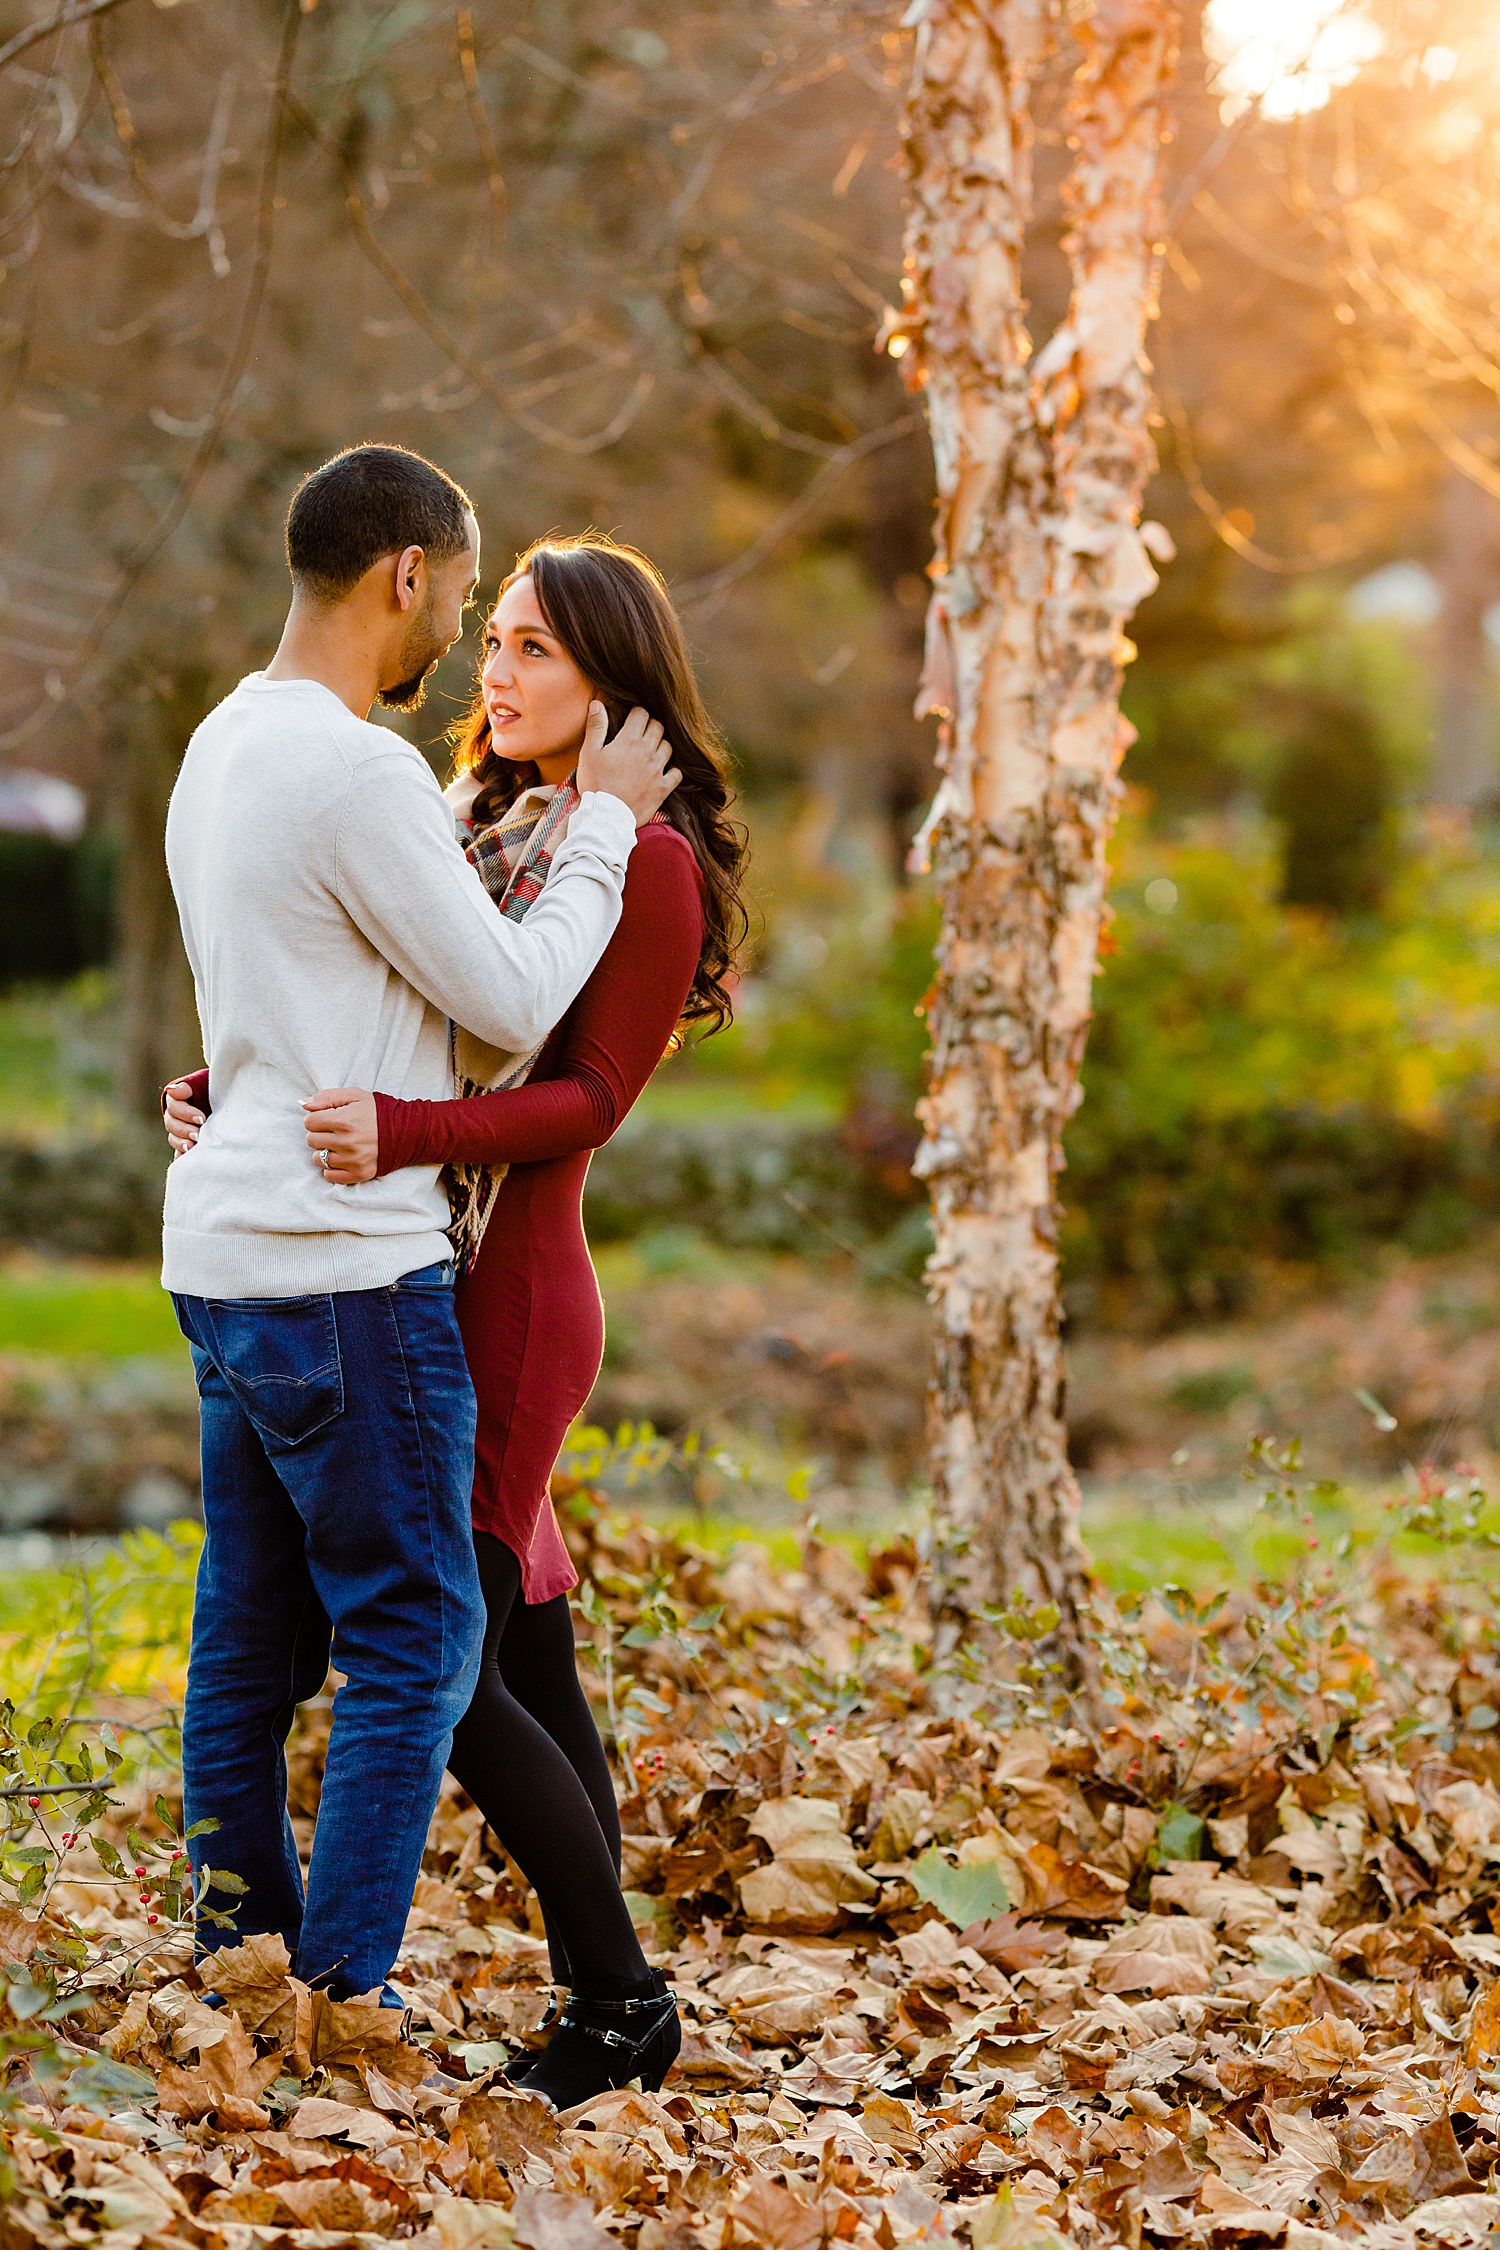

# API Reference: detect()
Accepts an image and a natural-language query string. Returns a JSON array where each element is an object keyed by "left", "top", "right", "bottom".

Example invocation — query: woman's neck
[{"left": 530, "top": 749, "right": 577, "bottom": 787}]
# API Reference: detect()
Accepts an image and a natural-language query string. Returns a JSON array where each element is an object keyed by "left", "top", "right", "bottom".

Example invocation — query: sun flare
[{"left": 1204, "top": 0, "right": 1385, "bottom": 119}]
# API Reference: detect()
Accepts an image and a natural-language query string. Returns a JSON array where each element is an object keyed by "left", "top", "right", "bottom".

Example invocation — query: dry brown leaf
[
  {"left": 1022, "top": 1842, "right": 1129, "bottom": 1920},
  {"left": 963, "top": 1914, "right": 1067, "bottom": 1974},
  {"left": 308, "top": 1988, "right": 415, "bottom": 2068},
  {"left": 859, "top": 2094, "right": 920, "bottom": 2154},
  {"left": 272, "top": 2172, "right": 395, "bottom": 2231},
  {"left": 1149, "top": 1866, "right": 1282, "bottom": 1943},
  {"left": 18, "top": 1486, "right": 1500, "bottom": 2250},
  {"left": 1397, "top": 2196, "right": 1500, "bottom": 2245},
  {"left": 0, "top": 1904, "right": 40, "bottom": 1965},
  {"left": 99, "top": 1987, "right": 153, "bottom": 2059},
  {"left": 203, "top": 1930, "right": 299, "bottom": 2043},
  {"left": 426, "top": 2193, "right": 518, "bottom": 2250},
  {"left": 1095, "top": 1916, "right": 1217, "bottom": 1996},
  {"left": 1267, "top": 2014, "right": 1369, "bottom": 2082},
  {"left": 1464, "top": 1974, "right": 1500, "bottom": 2064},
  {"left": 1194, "top": 2172, "right": 1289, "bottom": 2241},
  {"left": 740, "top": 1797, "right": 878, "bottom": 1933},
  {"left": 674, "top": 2029, "right": 763, "bottom": 2088},
  {"left": 726, "top": 2175, "right": 825, "bottom": 2250},
  {"left": 287, "top": 2094, "right": 408, "bottom": 2149},
  {"left": 868, "top": 1787, "right": 931, "bottom": 1861},
  {"left": 566, "top": 2088, "right": 688, "bottom": 2155},
  {"left": 726, "top": 1979, "right": 837, "bottom": 2044},
  {"left": 461, "top": 2090, "right": 567, "bottom": 2173},
  {"left": 1349, "top": 2113, "right": 1473, "bottom": 2214},
  {"left": 512, "top": 2185, "right": 613, "bottom": 2250},
  {"left": 156, "top": 2008, "right": 283, "bottom": 2129}
]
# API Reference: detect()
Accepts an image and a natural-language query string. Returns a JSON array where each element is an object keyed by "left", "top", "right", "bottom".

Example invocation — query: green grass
[
  {"left": 1083, "top": 1493, "right": 1303, "bottom": 1593},
  {"left": 634, "top": 1073, "right": 837, "bottom": 1124},
  {"left": 0, "top": 1478, "right": 1490, "bottom": 1718},
  {"left": 0, "top": 1255, "right": 184, "bottom": 1358},
  {"left": 0, "top": 991, "right": 72, "bottom": 1136},
  {"left": 0, "top": 978, "right": 118, "bottom": 1140},
  {"left": 0, "top": 1524, "right": 199, "bottom": 1710}
]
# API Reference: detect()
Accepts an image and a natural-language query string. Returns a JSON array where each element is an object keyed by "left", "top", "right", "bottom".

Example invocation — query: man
[{"left": 163, "top": 444, "right": 676, "bottom": 2002}]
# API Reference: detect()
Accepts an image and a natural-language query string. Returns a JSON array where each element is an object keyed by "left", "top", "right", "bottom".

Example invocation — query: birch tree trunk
[{"left": 886, "top": 0, "right": 1179, "bottom": 1685}]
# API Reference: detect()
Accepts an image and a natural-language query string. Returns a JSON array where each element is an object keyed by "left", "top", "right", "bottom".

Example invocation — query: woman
[{"left": 164, "top": 533, "right": 747, "bottom": 2107}]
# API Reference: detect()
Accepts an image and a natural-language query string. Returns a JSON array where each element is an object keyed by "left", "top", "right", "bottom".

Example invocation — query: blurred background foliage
[{"left": 2, "top": 0, "right": 1500, "bottom": 1528}]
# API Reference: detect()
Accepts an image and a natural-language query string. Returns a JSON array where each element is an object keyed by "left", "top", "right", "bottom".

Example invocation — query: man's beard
[{"left": 378, "top": 598, "right": 445, "bottom": 711}]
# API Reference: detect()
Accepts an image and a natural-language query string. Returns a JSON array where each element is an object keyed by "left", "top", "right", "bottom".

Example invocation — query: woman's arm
[{"left": 374, "top": 826, "right": 705, "bottom": 1174}]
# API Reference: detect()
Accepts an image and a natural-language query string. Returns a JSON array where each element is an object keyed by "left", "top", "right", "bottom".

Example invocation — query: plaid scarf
[{"left": 445, "top": 777, "right": 581, "bottom": 1270}]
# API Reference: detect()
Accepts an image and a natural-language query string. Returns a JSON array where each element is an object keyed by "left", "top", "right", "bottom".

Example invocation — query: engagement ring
[{"left": 317, "top": 1148, "right": 329, "bottom": 1170}]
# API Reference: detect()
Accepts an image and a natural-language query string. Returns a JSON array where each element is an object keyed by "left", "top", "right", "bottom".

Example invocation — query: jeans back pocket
[{"left": 201, "top": 1294, "right": 344, "bottom": 1448}]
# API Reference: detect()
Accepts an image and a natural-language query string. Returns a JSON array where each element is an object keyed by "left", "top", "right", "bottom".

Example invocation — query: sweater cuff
[
  {"left": 565, "top": 789, "right": 638, "bottom": 869},
  {"left": 373, "top": 1092, "right": 437, "bottom": 1176}
]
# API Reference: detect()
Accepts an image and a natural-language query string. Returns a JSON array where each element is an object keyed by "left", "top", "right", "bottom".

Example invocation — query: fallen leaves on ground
[{"left": 9, "top": 1490, "right": 1500, "bottom": 2250}]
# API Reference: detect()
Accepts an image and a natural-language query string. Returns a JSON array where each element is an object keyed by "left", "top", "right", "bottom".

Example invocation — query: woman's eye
[{"left": 522, "top": 637, "right": 547, "bottom": 657}]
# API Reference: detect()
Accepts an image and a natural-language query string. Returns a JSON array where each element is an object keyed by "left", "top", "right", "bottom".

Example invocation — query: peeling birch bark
[{"left": 887, "top": 0, "right": 1180, "bottom": 1685}]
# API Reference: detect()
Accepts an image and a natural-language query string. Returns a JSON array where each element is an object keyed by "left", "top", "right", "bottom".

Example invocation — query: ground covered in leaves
[{"left": 8, "top": 1468, "right": 1500, "bottom": 2250}]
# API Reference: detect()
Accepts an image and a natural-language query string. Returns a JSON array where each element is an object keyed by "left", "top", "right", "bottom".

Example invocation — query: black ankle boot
[{"left": 508, "top": 1969, "right": 679, "bottom": 2109}]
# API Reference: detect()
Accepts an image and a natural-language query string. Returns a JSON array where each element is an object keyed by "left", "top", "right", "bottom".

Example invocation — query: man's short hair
[{"left": 285, "top": 444, "right": 473, "bottom": 600}]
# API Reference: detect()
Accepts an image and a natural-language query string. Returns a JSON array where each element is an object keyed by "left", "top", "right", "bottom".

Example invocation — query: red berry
[
  {"left": 27, "top": 1795, "right": 38, "bottom": 1809},
  {"left": 147, "top": 1915, "right": 159, "bottom": 1926}
]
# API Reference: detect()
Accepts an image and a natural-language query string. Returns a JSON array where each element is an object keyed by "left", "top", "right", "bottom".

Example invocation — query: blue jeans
[{"left": 172, "top": 1261, "right": 484, "bottom": 2000}]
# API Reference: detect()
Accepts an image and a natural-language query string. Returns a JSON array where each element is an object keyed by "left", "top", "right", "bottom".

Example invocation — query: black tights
[{"left": 447, "top": 1531, "right": 648, "bottom": 1990}]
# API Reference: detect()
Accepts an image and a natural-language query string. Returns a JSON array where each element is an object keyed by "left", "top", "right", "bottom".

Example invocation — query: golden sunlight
[{"left": 1204, "top": 0, "right": 1384, "bottom": 119}]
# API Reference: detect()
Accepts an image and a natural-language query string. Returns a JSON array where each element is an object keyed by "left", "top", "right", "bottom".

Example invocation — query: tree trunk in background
[
  {"left": 116, "top": 669, "right": 210, "bottom": 1129},
  {"left": 1433, "top": 469, "right": 1500, "bottom": 807},
  {"left": 890, "top": 0, "right": 1178, "bottom": 1686}
]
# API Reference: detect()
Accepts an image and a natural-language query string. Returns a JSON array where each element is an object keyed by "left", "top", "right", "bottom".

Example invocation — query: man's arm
[{"left": 333, "top": 752, "right": 633, "bottom": 1055}]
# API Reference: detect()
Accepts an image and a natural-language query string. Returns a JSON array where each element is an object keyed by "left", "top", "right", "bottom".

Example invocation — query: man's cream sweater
[{"left": 162, "top": 673, "right": 636, "bottom": 1298}]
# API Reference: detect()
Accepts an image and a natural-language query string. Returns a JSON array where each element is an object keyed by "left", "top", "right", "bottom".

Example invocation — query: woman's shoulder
[{"left": 625, "top": 820, "right": 705, "bottom": 893}]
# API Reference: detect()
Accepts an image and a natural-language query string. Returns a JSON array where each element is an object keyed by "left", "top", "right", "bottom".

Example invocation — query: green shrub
[
  {"left": 1266, "top": 690, "right": 1394, "bottom": 914},
  {"left": 0, "top": 834, "right": 115, "bottom": 987},
  {"left": 0, "top": 1135, "right": 166, "bottom": 1259},
  {"left": 660, "top": 809, "right": 1500, "bottom": 1321}
]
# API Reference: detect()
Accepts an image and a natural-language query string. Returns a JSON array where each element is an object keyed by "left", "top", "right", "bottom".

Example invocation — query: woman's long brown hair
[{"left": 451, "top": 532, "right": 748, "bottom": 1034}]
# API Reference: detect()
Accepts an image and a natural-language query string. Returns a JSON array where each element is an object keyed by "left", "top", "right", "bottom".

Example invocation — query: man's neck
[{"left": 263, "top": 599, "right": 382, "bottom": 720}]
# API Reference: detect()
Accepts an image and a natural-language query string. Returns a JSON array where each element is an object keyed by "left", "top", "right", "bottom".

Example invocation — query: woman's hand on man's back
[
  {"left": 302, "top": 1089, "right": 380, "bottom": 1184},
  {"left": 163, "top": 1080, "right": 204, "bottom": 1157}
]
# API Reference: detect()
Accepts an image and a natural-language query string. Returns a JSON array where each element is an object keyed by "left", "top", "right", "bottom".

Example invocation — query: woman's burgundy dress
[{"left": 373, "top": 823, "right": 704, "bottom": 1602}]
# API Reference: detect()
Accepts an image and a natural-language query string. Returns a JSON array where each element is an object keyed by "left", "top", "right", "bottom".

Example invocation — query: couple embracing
[{"left": 159, "top": 442, "right": 745, "bottom": 2109}]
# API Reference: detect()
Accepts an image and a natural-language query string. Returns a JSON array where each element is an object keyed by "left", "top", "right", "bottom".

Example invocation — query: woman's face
[{"left": 479, "top": 575, "right": 593, "bottom": 783}]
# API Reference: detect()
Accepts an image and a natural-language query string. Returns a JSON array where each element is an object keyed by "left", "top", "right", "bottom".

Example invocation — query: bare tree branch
[
  {"left": 454, "top": 6, "right": 505, "bottom": 263},
  {"left": 0, "top": 0, "right": 136, "bottom": 75},
  {"left": 674, "top": 412, "right": 921, "bottom": 616},
  {"left": 341, "top": 157, "right": 659, "bottom": 456},
  {"left": 0, "top": 0, "right": 304, "bottom": 745}
]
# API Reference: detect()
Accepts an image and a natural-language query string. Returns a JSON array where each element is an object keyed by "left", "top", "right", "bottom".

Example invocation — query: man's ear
[{"left": 393, "top": 544, "right": 426, "bottom": 612}]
